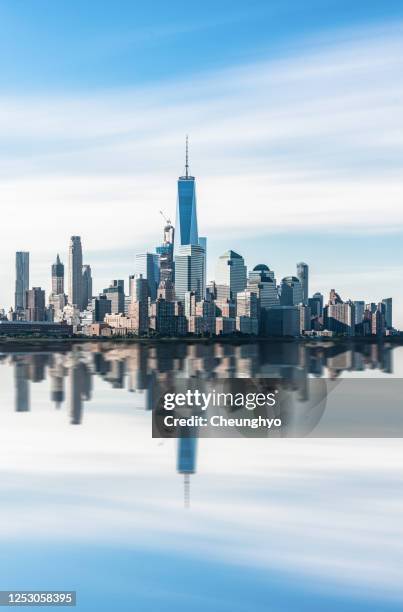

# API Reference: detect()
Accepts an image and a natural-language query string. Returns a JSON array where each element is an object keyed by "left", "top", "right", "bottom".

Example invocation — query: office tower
[
  {"left": 25, "top": 287, "right": 46, "bottom": 321},
  {"left": 215, "top": 251, "right": 247, "bottom": 301},
  {"left": 308, "top": 292, "right": 324, "bottom": 318},
  {"left": 198, "top": 236, "right": 207, "bottom": 297},
  {"left": 382, "top": 298, "right": 393, "bottom": 328},
  {"left": 265, "top": 306, "right": 300, "bottom": 337},
  {"left": 82, "top": 265, "right": 93, "bottom": 309},
  {"left": 103, "top": 280, "right": 124, "bottom": 314},
  {"left": 91, "top": 295, "right": 111, "bottom": 322},
  {"left": 296, "top": 262, "right": 309, "bottom": 305},
  {"left": 236, "top": 289, "right": 259, "bottom": 318},
  {"left": 157, "top": 279, "right": 175, "bottom": 302},
  {"left": 15, "top": 251, "right": 29, "bottom": 311},
  {"left": 372, "top": 303, "right": 386, "bottom": 336},
  {"left": 135, "top": 253, "right": 160, "bottom": 301},
  {"left": 174, "top": 136, "right": 198, "bottom": 253},
  {"left": 68, "top": 236, "right": 83, "bottom": 309},
  {"left": 128, "top": 275, "right": 149, "bottom": 334},
  {"left": 298, "top": 304, "right": 311, "bottom": 334},
  {"left": 156, "top": 216, "right": 175, "bottom": 283},
  {"left": 174, "top": 244, "right": 205, "bottom": 301},
  {"left": 51, "top": 254, "right": 64, "bottom": 294},
  {"left": 327, "top": 301, "right": 355, "bottom": 336},
  {"left": 280, "top": 276, "right": 303, "bottom": 306},
  {"left": 353, "top": 301, "right": 365, "bottom": 325},
  {"left": 247, "top": 264, "right": 279, "bottom": 309},
  {"left": 184, "top": 291, "right": 196, "bottom": 318},
  {"left": 236, "top": 289, "right": 259, "bottom": 334}
]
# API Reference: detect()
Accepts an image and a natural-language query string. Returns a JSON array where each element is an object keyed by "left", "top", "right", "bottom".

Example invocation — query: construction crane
[{"left": 159, "top": 210, "right": 172, "bottom": 226}]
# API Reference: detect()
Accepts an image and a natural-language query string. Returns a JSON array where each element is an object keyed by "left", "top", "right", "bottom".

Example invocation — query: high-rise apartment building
[
  {"left": 15, "top": 251, "right": 29, "bottom": 311},
  {"left": 68, "top": 236, "right": 83, "bottom": 309},
  {"left": 327, "top": 301, "right": 355, "bottom": 336}
]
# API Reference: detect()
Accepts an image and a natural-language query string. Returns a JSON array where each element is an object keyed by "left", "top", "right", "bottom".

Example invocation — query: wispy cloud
[{"left": 0, "top": 21, "right": 402, "bottom": 308}]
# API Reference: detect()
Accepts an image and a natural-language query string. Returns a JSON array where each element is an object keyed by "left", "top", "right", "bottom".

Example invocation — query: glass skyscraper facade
[
  {"left": 174, "top": 139, "right": 199, "bottom": 253},
  {"left": 175, "top": 176, "right": 198, "bottom": 252},
  {"left": 15, "top": 251, "right": 29, "bottom": 311}
]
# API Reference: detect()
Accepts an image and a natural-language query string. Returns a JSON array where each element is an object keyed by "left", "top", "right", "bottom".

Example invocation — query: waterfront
[{"left": 0, "top": 341, "right": 402, "bottom": 611}]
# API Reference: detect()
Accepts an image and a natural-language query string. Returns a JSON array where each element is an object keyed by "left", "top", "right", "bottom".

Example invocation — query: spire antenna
[{"left": 185, "top": 134, "right": 189, "bottom": 178}]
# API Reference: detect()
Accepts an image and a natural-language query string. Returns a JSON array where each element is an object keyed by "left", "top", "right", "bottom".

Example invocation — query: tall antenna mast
[{"left": 185, "top": 134, "right": 189, "bottom": 178}]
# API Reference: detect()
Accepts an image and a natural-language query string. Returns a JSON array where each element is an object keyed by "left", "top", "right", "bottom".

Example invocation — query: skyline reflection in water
[{"left": 0, "top": 341, "right": 402, "bottom": 612}]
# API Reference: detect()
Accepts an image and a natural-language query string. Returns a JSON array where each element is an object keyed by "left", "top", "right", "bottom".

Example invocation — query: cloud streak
[{"left": 0, "top": 21, "right": 402, "bottom": 310}]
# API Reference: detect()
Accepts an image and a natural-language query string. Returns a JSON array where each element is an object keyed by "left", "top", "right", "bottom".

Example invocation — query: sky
[{"left": 0, "top": 1, "right": 403, "bottom": 324}]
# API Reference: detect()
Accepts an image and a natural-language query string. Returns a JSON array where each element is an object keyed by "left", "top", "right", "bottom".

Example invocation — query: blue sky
[
  {"left": 0, "top": 1, "right": 402, "bottom": 323},
  {"left": 0, "top": 1, "right": 402, "bottom": 90}
]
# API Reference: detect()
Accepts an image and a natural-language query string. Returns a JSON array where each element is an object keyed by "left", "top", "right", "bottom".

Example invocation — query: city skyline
[
  {"left": 0, "top": 4, "right": 402, "bottom": 325},
  {"left": 0, "top": 140, "right": 397, "bottom": 338}
]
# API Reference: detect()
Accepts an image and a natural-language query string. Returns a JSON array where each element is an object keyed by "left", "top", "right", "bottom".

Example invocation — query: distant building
[
  {"left": 327, "top": 301, "right": 355, "bottom": 336},
  {"left": 296, "top": 262, "right": 309, "bottom": 305},
  {"left": 127, "top": 275, "right": 149, "bottom": 334},
  {"left": 82, "top": 265, "right": 93, "bottom": 309},
  {"left": 265, "top": 306, "right": 300, "bottom": 337},
  {"left": 175, "top": 244, "right": 205, "bottom": 302},
  {"left": 156, "top": 219, "right": 174, "bottom": 283},
  {"left": 215, "top": 250, "right": 247, "bottom": 301},
  {"left": 103, "top": 280, "right": 125, "bottom": 314},
  {"left": 25, "top": 287, "right": 46, "bottom": 321},
  {"left": 236, "top": 289, "right": 259, "bottom": 319},
  {"left": 68, "top": 236, "right": 84, "bottom": 309},
  {"left": 135, "top": 253, "right": 160, "bottom": 301},
  {"left": 353, "top": 300, "right": 365, "bottom": 325},
  {"left": 308, "top": 292, "right": 324, "bottom": 318},
  {"left": 15, "top": 251, "right": 29, "bottom": 312},
  {"left": 174, "top": 136, "right": 198, "bottom": 254},
  {"left": 382, "top": 298, "right": 392, "bottom": 328},
  {"left": 51, "top": 254, "right": 64, "bottom": 294},
  {"left": 248, "top": 265, "right": 279, "bottom": 310},
  {"left": 280, "top": 276, "right": 303, "bottom": 306},
  {"left": 92, "top": 295, "right": 111, "bottom": 323}
]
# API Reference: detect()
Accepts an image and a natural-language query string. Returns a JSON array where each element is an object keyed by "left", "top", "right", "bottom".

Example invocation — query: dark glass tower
[{"left": 174, "top": 137, "right": 198, "bottom": 253}]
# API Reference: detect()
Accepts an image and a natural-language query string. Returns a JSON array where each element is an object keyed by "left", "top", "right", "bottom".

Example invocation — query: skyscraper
[
  {"left": 51, "top": 254, "right": 64, "bottom": 295},
  {"left": 296, "top": 262, "right": 309, "bottom": 305},
  {"left": 82, "top": 265, "right": 93, "bottom": 309},
  {"left": 174, "top": 245, "right": 205, "bottom": 302},
  {"left": 382, "top": 298, "right": 393, "bottom": 328},
  {"left": 174, "top": 136, "right": 198, "bottom": 253},
  {"left": 247, "top": 264, "right": 279, "bottom": 309},
  {"left": 135, "top": 253, "right": 160, "bottom": 301},
  {"left": 15, "top": 251, "right": 29, "bottom": 311},
  {"left": 103, "top": 280, "right": 125, "bottom": 314},
  {"left": 68, "top": 236, "right": 83, "bottom": 309},
  {"left": 25, "top": 287, "right": 46, "bottom": 321},
  {"left": 215, "top": 250, "right": 247, "bottom": 301},
  {"left": 156, "top": 217, "right": 174, "bottom": 283},
  {"left": 280, "top": 276, "right": 303, "bottom": 306}
]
